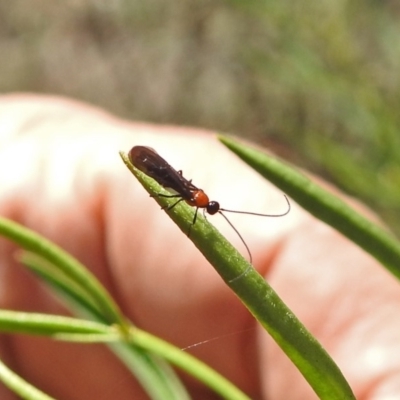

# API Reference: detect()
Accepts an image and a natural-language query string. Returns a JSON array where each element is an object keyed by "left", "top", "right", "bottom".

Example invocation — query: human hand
[{"left": 0, "top": 94, "right": 399, "bottom": 399}]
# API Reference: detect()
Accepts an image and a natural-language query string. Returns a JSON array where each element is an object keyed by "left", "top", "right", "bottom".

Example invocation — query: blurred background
[{"left": 1, "top": 0, "right": 399, "bottom": 235}]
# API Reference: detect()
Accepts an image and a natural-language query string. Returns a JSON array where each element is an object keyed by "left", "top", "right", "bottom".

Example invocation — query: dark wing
[{"left": 128, "top": 146, "right": 196, "bottom": 199}]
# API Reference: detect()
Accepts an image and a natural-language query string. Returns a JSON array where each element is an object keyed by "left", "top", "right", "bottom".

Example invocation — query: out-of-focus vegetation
[{"left": 1, "top": 0, "right": 399, "bottom": 235}]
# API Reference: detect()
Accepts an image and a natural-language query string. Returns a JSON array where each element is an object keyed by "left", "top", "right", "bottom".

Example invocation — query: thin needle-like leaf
[
  {"left": 120, "top": 150, "right": 355, "bottom": 400},
  {"left": 0, "top": 217, "right": 125, "bottom": 326},
  {"left": 0, "top": 358, "right": 56, "bottom": 400},
  {"left": 219, "top": 135, "right": 400, "bottom": 281}
]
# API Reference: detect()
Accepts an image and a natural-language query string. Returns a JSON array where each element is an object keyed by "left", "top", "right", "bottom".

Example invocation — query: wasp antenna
[
  {"left": 218, "top": 211, "right": 253, "bottom": 264},
  {"left": 220, "top": 194, "right": 290, "bottom": 217}
]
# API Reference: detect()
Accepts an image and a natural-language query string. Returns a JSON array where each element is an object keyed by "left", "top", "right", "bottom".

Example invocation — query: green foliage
[
  {"left": 0, "top": 216, "right": 250, "bottom": 400},
  {"left": 220, "top": 135, "right": 400, "bottom": 281},
  {"left": 1, "top": 2, "right": 399, "bottom": 396}
]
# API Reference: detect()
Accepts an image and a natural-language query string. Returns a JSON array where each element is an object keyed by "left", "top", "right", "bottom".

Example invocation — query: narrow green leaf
[
  {"left": 0, "top": 307, "right": 247, "bottom": 400},
  {"left": 0, "top": 220, "right": 192, "bottom": 399},
  {"left": 17, "top": 254, "right": 192, "bottom": 400},
  {"left": 219, "top": 135, "right": 400, "bottom": 281},
  {"left": 109, "top": 343, "right": 192, "bottom": 400},
  {"left": 18, "top": 251, "right": 106, "bottom": 322},
  {"left": 0, "top": 309, "right": 192, "bottom": 399},
  {"left": 126, "top": 328, "right": 251, "bottom": 400},
  {"left": 0, "top": 358, "right": 55, "bottom": 400},
  {"left": 0, "top": 217, "right": 125, "bottom": 325},
  {"left": 0, "top": 310, "right": 113, "bottom": 337},
  {"left": 120, "top": 151, "right": 355, "bottom": 400}
]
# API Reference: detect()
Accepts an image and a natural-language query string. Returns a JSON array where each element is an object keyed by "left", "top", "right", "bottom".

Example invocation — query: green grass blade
[
  {"left": 128, "top": 328, "right": 251, "bottom": 400},
  {"left": 0, "top": 309, "right": 191, "bottom": 400},
  {"left": 109, "top": 343, "right": 192, "bottom": 400},
  {"left": 18, "top": 251, "right": 106, "bottom": 322},
  {"left": 5, "top": 305, "right": 243, "bottom": 399},
  {"left": 0, "top": 358, "right": 56, "bottom": 400},
  {"left": 120, "top": 151, "right": 355, "bottom": 400},
  {"left": 17, "top": 254, "right": 192, "bottom": 400},
  {"left": 26, "top": 247, "right": 245, "bottom": 399},
  {"left": 0, "top": 310, "right": 113, "bottom": 337},
  {"left": 219, "top": 135, "right": 400, "bottom": 281},
  {"left": 0, "top": 305, "right": 248, "bottom": 400},
  {"left": 0, "top": 217, "right": 125, "bottom": 325},
  {"left": 0, "top": 307, "right": 247, "bottom": 400},
  {"left": 0, "top": 221, "right": 192, "bottom": 399}
]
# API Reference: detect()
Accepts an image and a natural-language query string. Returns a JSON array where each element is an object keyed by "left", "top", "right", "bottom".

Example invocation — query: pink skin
[{"left": 0, "top": 94, "right": 399, "bottom": 399}]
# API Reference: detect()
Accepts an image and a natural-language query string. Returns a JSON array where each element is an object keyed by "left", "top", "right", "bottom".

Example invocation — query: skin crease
[{"left": 0, "top": 95, "right": 399, "bottom": 399}]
